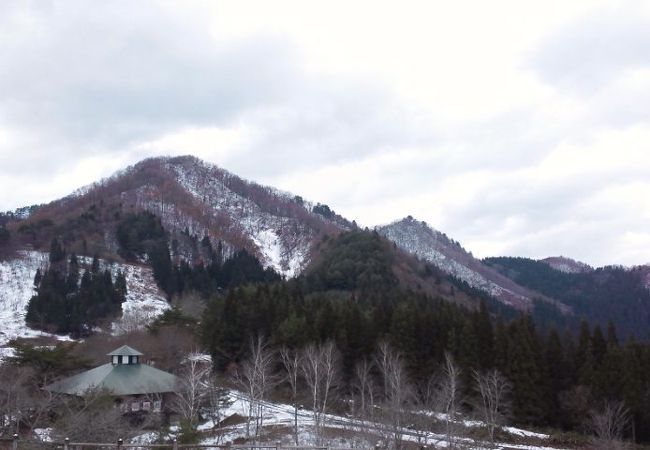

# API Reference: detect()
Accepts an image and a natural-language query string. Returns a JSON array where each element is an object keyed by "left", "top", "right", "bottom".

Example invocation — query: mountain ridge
[
  {"left": 7, "top": 155, "right": 351, "bottom": 277},
  {"left": 375, "top": 216, "right": 570, "bottom": 312},
  {"left": 3, "top": 155, "right": 649, "bottom": 334}
]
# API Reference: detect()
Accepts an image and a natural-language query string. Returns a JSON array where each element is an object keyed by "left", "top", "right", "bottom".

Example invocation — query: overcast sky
[{"left": 1, "top": 0, "right": 650, "bottom": 267}]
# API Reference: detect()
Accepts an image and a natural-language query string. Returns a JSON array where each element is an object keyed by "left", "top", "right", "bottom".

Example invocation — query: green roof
[
  {"left": 107, "top": 345, "right": 143, "bottom": 356},
  {"left": 44, "top": 363, "right": 179, "bottom": 396}
]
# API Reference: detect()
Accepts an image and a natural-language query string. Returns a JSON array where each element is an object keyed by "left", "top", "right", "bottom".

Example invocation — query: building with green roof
[{"left": 44, "top": 345, "right": 180, "bottom": 413}]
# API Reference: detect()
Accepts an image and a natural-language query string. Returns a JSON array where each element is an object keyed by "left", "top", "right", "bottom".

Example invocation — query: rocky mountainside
[{"left": 376, "top": 216, "right": 563, "bottom": 311}]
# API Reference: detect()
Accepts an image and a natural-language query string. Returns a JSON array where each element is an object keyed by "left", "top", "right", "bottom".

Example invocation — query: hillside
[
  {"left": 0, "top": 250, "right": 168, "bottom": 356},
  {"left": 539, "top": 256, "right": 593, "bottom": 274},
  {"left": 3, "top": 155, "right": 650, "bottom": 339},
  {"left": 3, "top": 156, "right": 349, "bottom": 277},
  {"left": 3, "top": 157, "right": 650, "bottom": 446},
  {"left": 376, "top": 217, "right": 566, "bottom": 313},
  {"left": 484, "top": 256, "right": 650, "bottom": 338},
  {"left": 1, "top": 157, "right": 507, "bottom": 312}
]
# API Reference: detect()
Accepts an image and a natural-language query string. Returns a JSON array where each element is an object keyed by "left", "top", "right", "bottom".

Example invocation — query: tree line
[{"left": 199, "top": 276, "right": 650, "bottom": 441}]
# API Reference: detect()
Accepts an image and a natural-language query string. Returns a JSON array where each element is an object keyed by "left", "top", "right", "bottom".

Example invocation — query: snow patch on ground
[{"left": 191, "top": 390, "right": 561, "bottom": 450}]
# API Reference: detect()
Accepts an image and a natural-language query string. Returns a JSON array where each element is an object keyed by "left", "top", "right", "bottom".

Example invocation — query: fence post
[
  {"left": 275, "top": 441, "right": 281, "bottom": 450},
  {"left": 11, "top": 434, "right": 18, "bottom": 450},
  {"left": 64, "top": 438, "right": 70, "bottom": 450},
  {"left": 173, "top": 438, "right": 178, "bottom": 450},
  {"left": 117, "top": 438, "right": 123, "bottom": 450}
]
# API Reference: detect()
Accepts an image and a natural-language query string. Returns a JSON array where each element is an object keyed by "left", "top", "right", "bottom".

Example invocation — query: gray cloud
[
  {"left": 0, "top": 1, "right": 299, "bottom": 172},
  {"left": 528, "top": 3, "right": 650, "bottom": 94},
  {"left": 1, "top": 1, "right": 650, "bottom": 268}
]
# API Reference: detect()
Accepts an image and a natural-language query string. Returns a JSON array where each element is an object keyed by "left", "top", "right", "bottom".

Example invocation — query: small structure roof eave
[{"left": 107, "top": 345, "right": 143, "bottom": 357}]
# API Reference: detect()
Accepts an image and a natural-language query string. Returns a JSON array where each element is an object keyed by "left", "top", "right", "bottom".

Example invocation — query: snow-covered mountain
[
  {"left": 7, "top": 154, "right": 650, "bottom": 343},
  {"left": 376, "top": 216, "right": 563, "bottom": 311},
  {"left": 25, "top": 156, "right": 349, "bottom": 278}
]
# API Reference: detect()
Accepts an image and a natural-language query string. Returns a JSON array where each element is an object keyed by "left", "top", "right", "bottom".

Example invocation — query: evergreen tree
[
  {"left": 544, "top": 328, "right": 569, "bottom": 425},
  {"left": 49, "top": 237, "right": 65, "bottom": 264},
  {"left": 507, "top": 317, "right": 546, "bottom": 425}
]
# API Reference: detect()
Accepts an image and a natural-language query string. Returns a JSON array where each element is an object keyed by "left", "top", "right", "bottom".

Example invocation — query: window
[
  {"left": 153, "top": 400, "right": 162, "bottom": 413},
  {"left": 131, "top": 402, "right": 140, "bottom": 412},
  {"left": 142, "top": 401, "right": 151, "bottom": 411}
]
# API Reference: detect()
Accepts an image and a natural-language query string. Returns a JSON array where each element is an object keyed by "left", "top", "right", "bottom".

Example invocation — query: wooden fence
[{"left": 1, "top": 438, "right": 384, "bottom": 450}]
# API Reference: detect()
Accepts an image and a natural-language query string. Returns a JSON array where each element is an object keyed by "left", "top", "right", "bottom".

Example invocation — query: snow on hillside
[
  {"left": 0, "top": 251, "right": 169, "bottom": 356},
  {"left": 107, "top": 262, "right": 169, "bottom": 334},
  {"left": 59, "top": 256, "right": 169, "bottom": 335},
  {"left": 167, "top": 159, "right": 312, "bottom": 278},
  {"left": 0, "top": 251, "right": 58, "bottom": 355},
  {"left": 378, "top": 218, "right": 531, "bottom": 308},
  {"left": 540, "top": 256, "right": 593, "bottom": 274}
]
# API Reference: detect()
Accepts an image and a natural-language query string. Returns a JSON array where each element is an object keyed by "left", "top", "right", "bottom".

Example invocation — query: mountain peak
[
  {"left": 377, "top": 216, "right": 563, "bottom": 311},
  {"left": 12, "top": 155, "right": 349, "bottom": 278}
]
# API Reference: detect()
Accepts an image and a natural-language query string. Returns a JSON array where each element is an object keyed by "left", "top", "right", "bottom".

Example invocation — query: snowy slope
[
  {"left": 0, "top": 251, "right": 57, "bottom": 354},
  {"left": 105, "top": 261, "right": 169, "bottom": 335},
  {"left": 166, "top": 158, "right": 314, "bottom": 277},
  {"left": 0, "top": 251, "right": 169, "bottom": 356},
  {"left": 377, "top": 217, "right": 563, "bottom": 311}
]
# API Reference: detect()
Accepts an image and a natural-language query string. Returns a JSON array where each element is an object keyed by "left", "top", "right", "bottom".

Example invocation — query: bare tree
[
  {"left": 53, "top": 388, "right": 150, "bottom": 442},
  {"left": 435, "top": 352, "right": 463, "bottom": 448},
  {"left": 173, "top": 352, "right": 212, "bottom": 427},
  {"left": 234, "top": 336, "right": 275, "bottom": 442},
  {"left": 353, "top": 358, "right": 377, "bottom": 422},
  {"left": 352, "top": 358, "right": 379, "bottom": 443},
  {"left": 280, "top": 346, "right": 301, "bottom": 445},
  {"left": 375, "top": 342, "right": 414, "bottom": 450},
  {"left": 0, "top": 363, "right": 62, "bottom": 442},
  {"left": 202, "top": 375, "right": 233, "bottom": 444},
  {"left": 473, "top": 369, "right": 511, "bottom": 448},
  {"left": 300, "top": 341, "right": 340, "bottom": 444},
  {"left": 587, "top": 401, "right": 631, "bottom": 450},
  {"left": 0, "top": 363, "right": 32, "bottom": 435}
]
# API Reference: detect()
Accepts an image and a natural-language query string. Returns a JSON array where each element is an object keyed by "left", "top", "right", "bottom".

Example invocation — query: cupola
[{"left": 108, "top": 345, "right": 143, "bottom": 365}]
